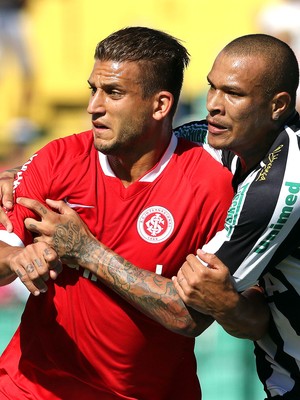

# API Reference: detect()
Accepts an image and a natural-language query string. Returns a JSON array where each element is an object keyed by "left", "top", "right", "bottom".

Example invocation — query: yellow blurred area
[{"left": 0, "top": 0, "right": 279, "bottom": 164}]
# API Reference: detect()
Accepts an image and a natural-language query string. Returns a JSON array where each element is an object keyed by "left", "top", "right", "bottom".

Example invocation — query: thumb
[{"left": 196, "top": 249, "right": 223, "bottom": 270}]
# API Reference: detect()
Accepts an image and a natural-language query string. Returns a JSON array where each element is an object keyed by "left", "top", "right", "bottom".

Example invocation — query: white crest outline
[{"left": 137, "top": 206, "right": 174, "bottom": 243}]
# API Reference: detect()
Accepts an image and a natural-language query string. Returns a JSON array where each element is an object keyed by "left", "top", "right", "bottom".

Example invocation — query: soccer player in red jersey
[{"left": 0, "top": 27, "right": 269, "bottom": 400}]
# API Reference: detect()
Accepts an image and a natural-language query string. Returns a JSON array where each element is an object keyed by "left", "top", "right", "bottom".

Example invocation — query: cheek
[{"left": 228, "top": 101, "right": 252, "bottom": 121}]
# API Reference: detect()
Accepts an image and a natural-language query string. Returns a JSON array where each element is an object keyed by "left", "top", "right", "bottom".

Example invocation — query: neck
[
  {"left": 108, "top": 133, "right": 173, "bottom": 187},
  {"left": 238, "top": 135, "right": 281, "bottom": 176}
]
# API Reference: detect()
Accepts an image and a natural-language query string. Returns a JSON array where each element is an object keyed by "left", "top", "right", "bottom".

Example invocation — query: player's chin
[
  {"left": 93, "top": 140, "right": 117, "bottom": 155},
  {"left": 207, "top": 132, "right": 231, "bottom": 150},
  {"left": 207, "top": 136, "right": 225, "bottom": 150},
  {"left": 93, "top": 135, "right": 114, "bottom": 152}
]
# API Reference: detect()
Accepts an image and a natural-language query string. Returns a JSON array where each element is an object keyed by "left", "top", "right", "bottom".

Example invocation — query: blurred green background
[{"left": 0, "top": 0, "right": 287, "bottom": 398}]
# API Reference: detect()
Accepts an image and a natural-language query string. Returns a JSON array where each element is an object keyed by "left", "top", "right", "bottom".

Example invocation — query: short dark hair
[
  {"left": 94, "top": 26, "right": 190, "bottom": 116},
  {"left": 223, "top": 34, "right": 299, "bottom": 108}
]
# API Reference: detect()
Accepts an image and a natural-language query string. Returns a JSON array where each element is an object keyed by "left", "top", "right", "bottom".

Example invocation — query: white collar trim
[{"left": 98, "top": 134, "right": 178, "bottom": 182}]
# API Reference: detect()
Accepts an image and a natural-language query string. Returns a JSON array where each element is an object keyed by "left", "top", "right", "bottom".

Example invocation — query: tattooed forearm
[
  {"left": 89, "top": 249, "right": 208, "bottom": 336},
  {"left": 47, "top": 219, "right": 210, "bottom": 337}
]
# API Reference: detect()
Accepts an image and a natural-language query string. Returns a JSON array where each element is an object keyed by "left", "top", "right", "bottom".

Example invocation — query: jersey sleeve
[
  {"left": 174, "top": 120, "right": 236, "bottom": 167},
  {"left": 203, "top": 127, "right": 300, "bottom": 291},
  {"left": 174, "top": 120, "right": 209, "bottom": 144}
]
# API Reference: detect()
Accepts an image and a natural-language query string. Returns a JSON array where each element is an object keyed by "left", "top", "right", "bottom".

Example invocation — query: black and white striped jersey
[{"left": 175, "top": 115, "right": 300, "bottom": 398}]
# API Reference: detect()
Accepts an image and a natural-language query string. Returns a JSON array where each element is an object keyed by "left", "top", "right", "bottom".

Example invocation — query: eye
[
  {"left": 108, "top": 89, "right": 123, "bottom": 99},
  {"left": 88, "top": 85, "right": 97, "bottom": 95},
  {"left": 227, "top": 90, "right": 242, "bottom": 97}
]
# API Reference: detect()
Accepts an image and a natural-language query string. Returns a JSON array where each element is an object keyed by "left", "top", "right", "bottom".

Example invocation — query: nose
[
  {"left": 206, "top": 89, "right": 224, "bottom": 115},
  {"left": 87, "top": 89, "right": 106, "bottom": 115}
]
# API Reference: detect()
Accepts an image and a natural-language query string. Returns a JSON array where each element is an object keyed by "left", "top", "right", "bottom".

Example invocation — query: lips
[
  {"left": 207, "top": 119, "right": 228, "bottom": 134},
  {"left": 92, "top": 121, "right": 112, "bottom": 140},
  {"left": 92, "top": 121, "right": 109, "bottom": 130}
]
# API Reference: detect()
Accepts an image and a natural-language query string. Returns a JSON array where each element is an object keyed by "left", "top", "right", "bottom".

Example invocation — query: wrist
[{"left": 212, "top": 290, "right": 241, "bottom": 323}]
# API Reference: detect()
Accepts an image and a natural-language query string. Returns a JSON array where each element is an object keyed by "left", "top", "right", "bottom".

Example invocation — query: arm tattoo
[
  {"left": 51, "top": 220, "right": 203, "bottom": 335},
  {"left": 96, "top": 250, "right": 195, "bottom": 332}
]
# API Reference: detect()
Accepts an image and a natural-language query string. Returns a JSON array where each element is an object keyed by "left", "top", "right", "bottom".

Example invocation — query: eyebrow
[{"left": 207, "top": 76, "right": 243, "bottom": 92}]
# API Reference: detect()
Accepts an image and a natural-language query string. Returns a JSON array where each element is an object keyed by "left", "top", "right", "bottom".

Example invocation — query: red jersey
[{"left": 0, "top": 131, "right": 233, "bottom": 400}]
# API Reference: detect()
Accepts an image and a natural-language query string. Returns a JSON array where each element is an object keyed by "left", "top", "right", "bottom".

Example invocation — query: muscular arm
[
  {"left": 173, "top": 251, "right": 270, "bottom": 341},
  {"left": 71, "top": 237, "right": 213, "bottom": 337},
  {"left": 18, "top": 197, "right": 214, "bottom": 337}
]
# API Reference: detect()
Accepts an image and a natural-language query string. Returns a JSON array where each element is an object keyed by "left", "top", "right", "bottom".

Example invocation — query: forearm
[
  {"left": 65, "top": 237, "right": 213, "bottom": 337},
  {"left": 21, "top": 197, "right": 215, "bottom": 336},
  {"left": 213, "top": 286, "right": 270, "bottom": 341}
]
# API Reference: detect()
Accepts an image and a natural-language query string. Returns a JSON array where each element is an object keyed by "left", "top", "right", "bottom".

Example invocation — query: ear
[
  {"left": 271, "top": 92, "right": 291, "bottom": 121},
  {"left": 152, "top": 91, "right": 174, "bottom": 121}
]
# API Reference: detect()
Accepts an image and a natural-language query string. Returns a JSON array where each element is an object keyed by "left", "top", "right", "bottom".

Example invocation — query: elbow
[
  {"left": 170, "top": 311, "right": 214, "bottom": 338},
  {"left": 172, "top": 321, "right": 205, "bottom": 338}
]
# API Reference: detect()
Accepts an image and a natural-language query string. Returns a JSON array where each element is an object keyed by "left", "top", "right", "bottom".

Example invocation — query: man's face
[
  {"left": 206, "top": 51, "right": 275, "bottom": 158},
  {"left": 87, "top": 59, "right": 155, "bottom": 156}
]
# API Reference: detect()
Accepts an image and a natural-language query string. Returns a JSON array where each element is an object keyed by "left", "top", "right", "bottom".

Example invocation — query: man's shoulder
[
  {"left": 39, "top": 130, "right": 94, "bottom": 159},
  {"left": 174, "top": 136, "right": 233, "bottom": 185},
  {"left": 51, "top": 129, "right": 94, "bottom": 149},
  {"left": 174, "top": 119, "right": 208, "bottom": 144}
]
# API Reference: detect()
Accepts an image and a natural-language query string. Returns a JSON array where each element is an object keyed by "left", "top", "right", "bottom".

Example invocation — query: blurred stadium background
[{"left": 0, "top": 0, "right": 291, "bottom": 398}]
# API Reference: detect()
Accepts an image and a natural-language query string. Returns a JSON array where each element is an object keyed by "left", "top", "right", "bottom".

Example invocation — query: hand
[
  {"left": 0, "top": 167, "right": 20, "bottom": 232},
  {"left": 7, "top": 242, "right": 62, "bottom": 296},
  {"left": 172, "top": 249, "right": 239, "bottom": 317},
  {"left": 173, "top": 250, "right": 270, "bottom": 340},
  {"left": 17, "top": 197, "right": 95, "bottom": 263}
]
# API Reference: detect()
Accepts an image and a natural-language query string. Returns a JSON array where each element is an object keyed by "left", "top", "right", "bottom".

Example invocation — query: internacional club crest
[{"left": 137, "top": 206, "right": 175, "bottom": 243}]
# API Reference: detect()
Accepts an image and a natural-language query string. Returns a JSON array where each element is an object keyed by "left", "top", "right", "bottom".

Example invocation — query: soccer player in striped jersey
[{"left": 174, "top": 34, "right": 300, "bottom": 399}]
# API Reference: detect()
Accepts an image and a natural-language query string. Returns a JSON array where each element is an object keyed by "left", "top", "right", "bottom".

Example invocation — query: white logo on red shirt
[
  {"left": 137, "top": 206, "right": 174, "bottom": 243},
  {"left": 13, "top": 154, "right": 38, "bottom": 193}
]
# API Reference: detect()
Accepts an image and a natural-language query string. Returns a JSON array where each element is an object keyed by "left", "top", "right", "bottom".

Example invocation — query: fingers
[
  {"left": 0, "top": 172, "right": 15, "bottom": 232},
  {"left": 44, "top": 246, "right": 63, "bottom": 280},
  {"left": 172, "top": 275, "right": 187, "bottom": 300},
  {"left": 45, "top": 199, "right": 70, "bottom": 214},
  {"left": 24, "top": 218, "right": 40, "bottom": 233},
  {"left": 0, "top": 208, "right": 13, "bottom": 233},
  {"left": 195, "top": 249, "right": 225, "bottom": 270},
  {"left": 172, "top": 267, "right": 191, "bottom": 303},
  {"left": 0, "top": 171, "right": 15, "bottom": 210},
  {"left": 16, "top": 197, "right": 49, "bottom": 219},
  {"left": 174, "top": 254, "right": 217, "bottom": 296},
  {"left": 17, "top": 197, "right": 74, "bottom": 222},
  {"left": 2, "top": 193, "right": 14, "bottom": 211},
  {"left": 182, "top": 254, "right": 209, "bottom": 278},
  {"left": 49, "top": 263, "right": 63, "bottom": 280},
  {"left": 10, "top": 244, "right": 61, "bottom": 296}
]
